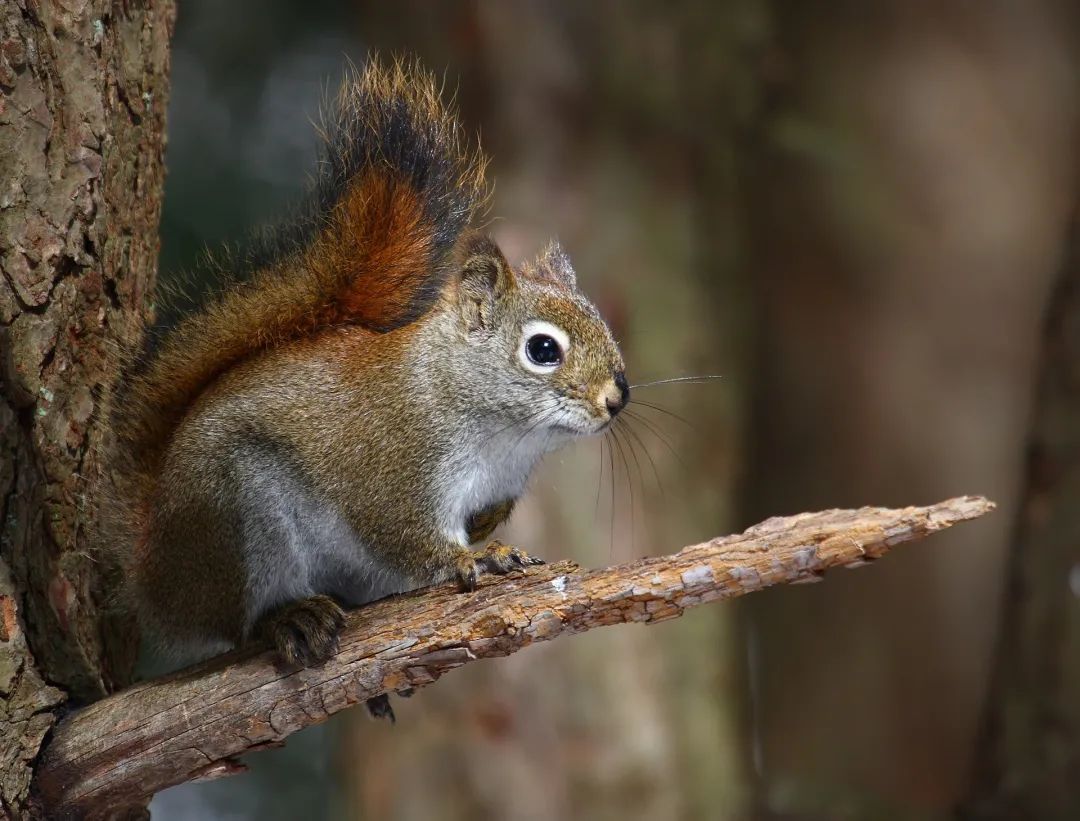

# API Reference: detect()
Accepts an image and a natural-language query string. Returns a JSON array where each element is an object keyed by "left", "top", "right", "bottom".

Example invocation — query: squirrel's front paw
[
  {"left": 258, "top": 594, "right": 346, "bottom": 667},
  {"left": 455, "top": 540, "right": 544, "bottom": 591}
]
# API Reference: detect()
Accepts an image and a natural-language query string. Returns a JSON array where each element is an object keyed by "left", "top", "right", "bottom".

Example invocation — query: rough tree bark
[
  {"left": 964, "top": 206, "right": 1080, "bottom": 819},
  {"left": 0, "top": 0, "right": 173, "bottom": 816},
  {"left": 34, "top": 497, "right": 992, "bottom": 819}
]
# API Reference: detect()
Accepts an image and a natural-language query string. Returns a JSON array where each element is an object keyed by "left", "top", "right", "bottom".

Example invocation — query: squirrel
[{"left": 108, "top": 59, "right": 628, "bottom": 698}]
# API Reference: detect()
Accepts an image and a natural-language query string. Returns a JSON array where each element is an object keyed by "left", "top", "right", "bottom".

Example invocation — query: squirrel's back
[{"left": 111, "top": 59, "right": 488, "bottom": 526}]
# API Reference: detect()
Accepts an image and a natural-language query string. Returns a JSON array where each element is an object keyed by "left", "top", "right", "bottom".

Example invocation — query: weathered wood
[{"left": 35, "top": 496, "right": 993, "bottom": 818}]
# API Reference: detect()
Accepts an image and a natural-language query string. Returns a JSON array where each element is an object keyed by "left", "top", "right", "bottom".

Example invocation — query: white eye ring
[{"left": 518, "top": 320, "right": 570, "bottom": 375}]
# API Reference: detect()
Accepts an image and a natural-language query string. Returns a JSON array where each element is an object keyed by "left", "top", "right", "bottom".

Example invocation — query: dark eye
[{"left": 526, "top": 334, "right": 563, "bottom": 366}]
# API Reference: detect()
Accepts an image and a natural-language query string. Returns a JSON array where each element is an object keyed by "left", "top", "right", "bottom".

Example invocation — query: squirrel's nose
[{"left": 605, "top": 371, "right": 629, "bottom": 417}]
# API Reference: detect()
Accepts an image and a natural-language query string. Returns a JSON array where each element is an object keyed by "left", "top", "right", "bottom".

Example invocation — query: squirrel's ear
[
  {"left": 457, "top": 235, "right": 514, "bottom": 328},
  {"left": 526, "top": 240, "right": 577, "bottom": 290}
]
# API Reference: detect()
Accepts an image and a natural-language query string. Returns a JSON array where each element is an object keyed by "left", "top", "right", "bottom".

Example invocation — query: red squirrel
[{"left": 108, "top": 59, "right": 628, "bottom": 690}]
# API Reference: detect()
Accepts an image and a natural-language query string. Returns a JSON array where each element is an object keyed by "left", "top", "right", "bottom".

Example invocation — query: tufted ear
[
  {"left": 526, "top": 240, "right": 577, "bottom": 289},
  {"left": 456, "top": 234, "right": 514, "bottom": 330}
]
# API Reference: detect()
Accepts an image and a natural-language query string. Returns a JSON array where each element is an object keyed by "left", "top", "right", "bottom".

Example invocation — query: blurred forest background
[{"left": 147, "top": 1, "right": 1079, "bottom": 819}]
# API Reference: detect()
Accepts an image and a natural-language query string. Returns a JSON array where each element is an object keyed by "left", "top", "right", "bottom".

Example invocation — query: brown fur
[
  {"left": 112, "top": 60, "right": 487, "bottom": 540},
  {"left": 110, "top": 59, "right": 626, "bottom": 672}
]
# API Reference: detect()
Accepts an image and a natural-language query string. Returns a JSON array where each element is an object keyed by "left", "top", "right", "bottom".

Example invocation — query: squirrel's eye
[
  {"left": 519, "top": 320, "right": 570, "bottom": 374},
  {"left": 526, "top": 334, "right": 563, "bottom": 367}
]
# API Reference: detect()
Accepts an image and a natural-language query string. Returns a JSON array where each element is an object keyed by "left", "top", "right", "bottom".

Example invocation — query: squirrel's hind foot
[
  {"left": 364, "top": 687, "right": 415, "bottom": 724},
  {"left": 455, "top": 540, "right": 545, "bottom": 591},
  {"left": 365, "top": 694, "right": 396, "bottom": 723},
  {"left": 258, "top": 594, "right": 346, "bottom": 667}
]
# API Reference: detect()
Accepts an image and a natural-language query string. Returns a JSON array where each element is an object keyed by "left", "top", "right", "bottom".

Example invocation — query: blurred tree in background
[
  {"left": 740, "top": 2, "right": 1076, "bottom": 817},
  {"left": 145, "top": 1, "right": 1079, "bottom": 819},
  {"left": 964, "top": 203, "right": 1080, "bottom": 821}
]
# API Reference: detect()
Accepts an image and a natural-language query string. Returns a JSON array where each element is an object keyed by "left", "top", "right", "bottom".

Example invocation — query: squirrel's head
[{"left": 446, "top": 234, "right": 627, "bottom": 439}]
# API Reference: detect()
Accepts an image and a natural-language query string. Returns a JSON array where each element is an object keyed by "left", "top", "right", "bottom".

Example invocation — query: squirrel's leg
[
  {"left": 465, "top": 498, "right": 516, "bottom": 544},
  {"left": 455, "top": 498, "right": 542, "bottom": 590},
  {"left": 254, "top": 594, "right": 346, "bottom": 667}
]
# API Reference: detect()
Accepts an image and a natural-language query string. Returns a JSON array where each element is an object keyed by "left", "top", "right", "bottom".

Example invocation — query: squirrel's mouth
[
  {"left": 552, "top": 415, "right": 611, "bottom": 437},
  {"left": 592, "top": 417, "right": 620, "bottom": 437},
  {"left": 541, "top": 397, "right": 611, "bottom": 438}
]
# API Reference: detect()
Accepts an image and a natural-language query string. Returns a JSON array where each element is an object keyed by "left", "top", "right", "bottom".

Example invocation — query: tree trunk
[
  {"left": 963, "top": 202, "right": 1080, "bottom": 819},
  {"left": 0, "top": 0, "right": 173, "bottom": 815}
]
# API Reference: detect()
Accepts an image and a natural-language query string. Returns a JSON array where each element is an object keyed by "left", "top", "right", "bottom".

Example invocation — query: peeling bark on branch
[{"left": 36, "top": 496, "right": 993, "bottom": 818}]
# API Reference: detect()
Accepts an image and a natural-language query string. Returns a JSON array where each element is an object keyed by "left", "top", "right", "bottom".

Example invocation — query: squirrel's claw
[
  {"left": 456, "top": 540, "right": 545, "bottom": 591},
  {"left": 455, "top": 553, "right": 482, "bottom": 592},
  {"left": 258, "top": 594, "right": 346, "bottom": 667},
  {"left": 479, "top": 539, "right": 546, "bottom": 572}
]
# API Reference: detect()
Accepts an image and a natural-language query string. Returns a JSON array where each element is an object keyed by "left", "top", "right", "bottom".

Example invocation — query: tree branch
[{"left": 36, "top": 496, "right": 993, "bottom": 817}]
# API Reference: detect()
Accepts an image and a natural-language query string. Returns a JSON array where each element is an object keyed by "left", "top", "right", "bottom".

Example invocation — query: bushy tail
[{"left": 113, "top": 58, "right": 488, "bottom": 489}]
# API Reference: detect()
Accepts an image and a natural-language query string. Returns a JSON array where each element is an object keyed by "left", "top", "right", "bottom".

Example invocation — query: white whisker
[{"left": 629, "top": 375, "right": 723, "bottom": 389}]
